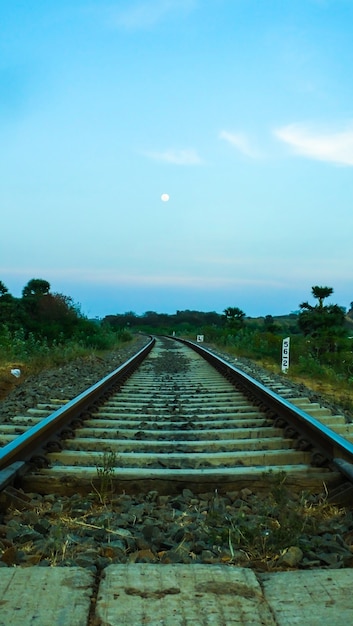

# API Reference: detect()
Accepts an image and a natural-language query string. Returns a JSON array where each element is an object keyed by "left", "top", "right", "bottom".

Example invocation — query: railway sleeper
[
  {"left": 0, "top": 426, "right": 285, "bottom": 445},
  {"left": 58, "top": 434, "right": 297, "bottom": 453},
  {"left": 45, "top": 447, "right": 312, "bottom": 468},
  {"left": 20, "top": 464, "right": 342, "bottom": 496}
]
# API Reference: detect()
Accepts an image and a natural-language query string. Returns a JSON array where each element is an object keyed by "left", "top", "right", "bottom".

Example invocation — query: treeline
[
  {"left": 103, "top": 287, "right": 352, "bottom": 345},
  {"left": 103, "top": 309, "right": 299, "bottom": 339},
  {"left": 103, "top": 309, "right": 223, "bottom": 333},
  {"left": 1, "top": 278, "right": 353, "bottom": 384},
  {"left": 0, "top": 278, "right": 129, "bottom": 354},
  {"left": 104, "top": 286, "right": 353, "bottom": 382},
  {"left": 1, "top": 278, "right": 83, "bottom": 340}
]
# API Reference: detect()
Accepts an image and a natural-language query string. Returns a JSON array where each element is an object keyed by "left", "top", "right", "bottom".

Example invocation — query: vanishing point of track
[{"left": 1, "top": 336, "right": 353, "bottom": 498}]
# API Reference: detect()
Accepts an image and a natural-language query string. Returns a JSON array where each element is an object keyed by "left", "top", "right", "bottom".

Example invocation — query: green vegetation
[
  {"left": 223, "top": 306, "right": 246, "bottom": 331},
  {"left": 93, "top": 451, "right": 118, "bottom": 504},
  {"left": 0, "top": 278, "right": 132, "bottom": 370},
  {"left": 298, "top": 285, "right": 347, "bottom": 358},
  {"left": 203, "top": 474, "right": 344, "bottom": 567},
  {"left": 1, "top": 279, "right": 352, "bottom": 411},
  {"left": 103, "top": 286, "right": 353, "bottom": 411}
]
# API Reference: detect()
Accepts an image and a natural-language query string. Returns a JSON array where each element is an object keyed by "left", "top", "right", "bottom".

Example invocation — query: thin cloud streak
[
  {"left": 219, "top": 130, "right": 261, "bottom": 158},
  {"left": 0, "top": 267, "right": 285, "bottom": 289},
  {"left": 143, "top": 148, "right": 203, "bottom": 164},
  {"left": 275, "top": 123, "right": 353, "bottom": 166}
]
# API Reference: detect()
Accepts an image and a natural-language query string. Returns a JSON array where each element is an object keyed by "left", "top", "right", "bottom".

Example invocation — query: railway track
[{"left": 1, "top": 336, "right": 353, "bottom": 497}]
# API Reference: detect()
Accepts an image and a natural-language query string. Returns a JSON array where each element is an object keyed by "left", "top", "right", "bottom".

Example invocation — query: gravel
[
  {"left": 0, "top": 336, "right": 349, "bottom": 425},
  {"left": 1, "top": 487, "right": 352, "bottom": 572},
  {"left": 205, "top": 346, "right": 353, "bottom": 423},
  {"left": 1, "top": 336, "right": 353, "bottom": 572},
  {"left": 0, "top": 336, "right": 149, "bottom": 424}
]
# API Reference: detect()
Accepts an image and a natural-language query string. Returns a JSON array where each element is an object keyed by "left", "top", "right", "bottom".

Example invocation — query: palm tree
[
  {"left": 298, "top": 285, "right": 346, "bottom": 356},
  {"left": 311, "top": 286, "right": 333, "bottom": 308},
  {"left": 223, "top": 307, "right": 246, "bottom": 327}
]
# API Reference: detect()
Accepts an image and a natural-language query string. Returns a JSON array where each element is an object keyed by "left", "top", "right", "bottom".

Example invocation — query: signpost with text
[{"left": 281, "top": 337, "right": 290, "bottom": 373}]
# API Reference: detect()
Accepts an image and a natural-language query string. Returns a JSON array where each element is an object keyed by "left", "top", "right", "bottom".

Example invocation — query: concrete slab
[
  {"left": 260, "top": 569, "right": 353, "bottom": 625},
  {"left": 1, "top": 564, "right": 353, "bottom": 625},
  {"left": 0, "top": 567, "right": 93, "bottom": 626},
  {"left": 96, "top": 564, "right": 275, "bottom": 625}
]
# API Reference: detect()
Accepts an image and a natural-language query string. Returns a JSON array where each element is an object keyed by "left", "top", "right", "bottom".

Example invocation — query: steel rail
[
  {"left": 175, "top": 338, "right": 353, "bottom": 472},
  {"left": 0, "top": 338, "right": 155, "bottom": 479},
  {"left": 2, "top": 335, "right": 353, "bottom": 494}
]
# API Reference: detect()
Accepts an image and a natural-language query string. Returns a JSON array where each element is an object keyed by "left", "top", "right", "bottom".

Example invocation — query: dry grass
[
  {"left": 4, "top": 484, "right": 349, "bottom": 571},
  {"left": 256, "top": 358, "right": 353, "bottom": 415}
]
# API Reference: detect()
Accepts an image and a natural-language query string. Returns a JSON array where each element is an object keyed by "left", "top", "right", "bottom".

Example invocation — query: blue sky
[{"left": 1, "top": 0, "right": 352, "bottom": 319}]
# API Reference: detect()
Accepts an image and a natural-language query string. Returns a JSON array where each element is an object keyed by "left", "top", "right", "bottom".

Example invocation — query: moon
[{"left": 161, "top": 193, "right": 170, "bottom": 202}]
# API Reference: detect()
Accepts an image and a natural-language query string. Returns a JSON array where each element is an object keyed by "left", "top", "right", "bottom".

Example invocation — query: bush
[
  {"left": 291, "top": 354, "right": 327, "bottom": 377},
  {"left": 0, "top": 321, "right": 134, "bottom": 371}
]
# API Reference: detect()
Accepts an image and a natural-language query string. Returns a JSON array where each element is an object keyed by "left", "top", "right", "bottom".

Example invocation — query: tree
[
  {"left": 298, "top": 286, "right": 346, "bottom": 357},
  {"left": 264, "top": 315, "right": 278, "bottom": 333},
  {"left": 223, "top": 307, "right": 246, "bottom": 330},
  {"left": 21, "top": 278, "right": 51, "bottom": 331},
  {"left": 0, "top": 281, "right": 9, "bottom": 297},
  {"left": 0, "top": 282, "right": 24, "bottom": 331},
  {"left": 299, "top": 286, "right": 334, "bottom": 312},
  {"left": 34, "top": 293, "right": 81, "bottom": 339},
  {"left": 22, "top": 278, "right": 50, "bottom": 298},
  {"left": 103, "top": 311, "right": 137, "bottom": 329},
  {"left": 311, "top": 285, "right": 333, "bottom": 308}
]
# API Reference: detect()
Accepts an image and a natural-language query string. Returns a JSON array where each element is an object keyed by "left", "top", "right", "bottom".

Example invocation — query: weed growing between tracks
[
  {"left": 1, "top": 474, "right": 352, "bottom": 571},
  {"left": 92, "top": 451, "right": 118, "bottom": 505},
  {"left": 202, "top": 473, "right": 346, "bottom": 568}
]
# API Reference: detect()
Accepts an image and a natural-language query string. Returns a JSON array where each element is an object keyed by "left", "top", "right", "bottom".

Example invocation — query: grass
[
  {"left": 92, "top": 451, "right": 119, "bottom": 505},
  {"left": 0, "top": 334, "right": 137, "bottom": 401},
  {"left": 257, "top": 358, "right": 353, "bottom": 415},
  {"left": 201, "top": 475, "right": 346, "bottom": 568},
  {"left": 205, "top": 338, "right": 353, "bottom": 417},
  {"left": 2, "top": 327, "right": 351, "bottom": 570},
  {"left": 4, "top": 479, "right": 349, "bottom": 570}
]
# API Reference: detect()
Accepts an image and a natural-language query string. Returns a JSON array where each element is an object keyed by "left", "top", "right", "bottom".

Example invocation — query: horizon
[
  {"left": 1, "top": 1, "right": 353, "bottom": 317},
  {"left": 2, "top": 276, "right": 349, "bottom": 321}
]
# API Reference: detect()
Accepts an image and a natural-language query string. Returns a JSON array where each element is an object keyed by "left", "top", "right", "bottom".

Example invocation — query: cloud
[
  {"left": 0, "top": 266, "right": 287, "bottom": 290},
  {"left": 219, "top": 130, "right": 261, "bottom": 158},
  {"left": 143, "top": 148, "right": 202, "bottom": 164},
  {"left": 275, "top": 122, "right": 353, "bottom": 166},
  {"left": 111, "top": 0, "right": 196, "bottom": 30}
]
